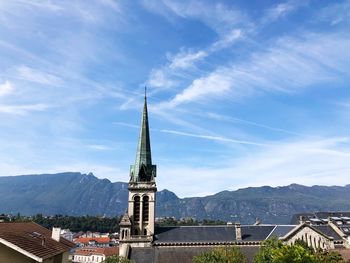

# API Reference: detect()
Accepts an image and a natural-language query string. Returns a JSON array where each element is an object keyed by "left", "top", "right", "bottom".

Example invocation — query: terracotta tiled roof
[
  {"left": 103, "top": 246, "right": 119, "bottom": 256},
  {"left": 75, "top": 237, "right": 110, "bottom": 244},
  {"left": 0, "top": 222, "right": 75, "bottom": 261},
  {"left": 74, "top": 247, "right": 119, "bottom": 257}
]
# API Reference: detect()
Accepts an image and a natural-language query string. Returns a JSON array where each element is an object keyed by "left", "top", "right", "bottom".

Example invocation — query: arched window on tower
[
  {"left": 143, "top": 196, "right": 149, "bottom": 222},
  {"left": 134, "top": 196, "right": 140, "bottom": 222}
]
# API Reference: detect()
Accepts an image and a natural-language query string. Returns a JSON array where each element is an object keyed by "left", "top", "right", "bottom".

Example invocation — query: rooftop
[
  {"left": 74, "top": 237, "right": 110, "bottom": 244},
  {"left": 154, "top": 225, "right": 275, "bottom": 244},
  {"left": 0, "top": 222, "right": 75, "bottom": 261},
  {"left": 74, "top": 247, "right": 118, "bottom": 257}
]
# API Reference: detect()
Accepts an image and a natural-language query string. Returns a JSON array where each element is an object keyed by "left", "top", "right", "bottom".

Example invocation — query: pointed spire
[
  {"left": 120, "top": 212, "right": 131, "bottom": 226},
  {"left": 131, "top": 88, "right": 155, "bottom": 182}
]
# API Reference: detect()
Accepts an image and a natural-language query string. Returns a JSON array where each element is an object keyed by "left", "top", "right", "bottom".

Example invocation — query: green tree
[
  {"left": 253, "top": 237, "right": 283, "bottom": 263},
  {"left": 193, "top": 246, "right": 246, "bottom": 263},
  {"left": 315, "top": 250, "right": 345, "bottom": 263},
  {"left": 270, "top": 243, "right": 316, "bottom": 263},
  {"left": 254, "top": 237, "right": 346, "bottom": 263},
  {"left": 103, "top": 255, "right": 134, "bottom": 263}
]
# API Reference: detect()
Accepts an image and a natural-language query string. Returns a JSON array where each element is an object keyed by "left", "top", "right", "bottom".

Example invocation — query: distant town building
[
  {"left": 118, "top": 93, "right": 350, "bottom": 262},
  {"left": 71, "top": 247, "right": 118, "bottom": 263},
  {"left": 0, "top": 222, "right": 75, "bottom": 263},
  {"left": 60, "top": 229, "right": 74, "bottom": 241},
  {"left": 74, "top": 236, "right": 111, "bottom": 247},
  {"left": 78, "top": 231, "right": 109, "bottom": 238},
  {"left": 0, "top": 214, "right": 8, "bottom": 223},
  {"left": 291, "top": 212, "right": 350, "bottom": 246}
]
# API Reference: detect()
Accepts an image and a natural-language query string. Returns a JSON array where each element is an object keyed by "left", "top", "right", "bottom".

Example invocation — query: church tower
[{"left": 120, "top": 91, "right": 157, "bottom": 252}]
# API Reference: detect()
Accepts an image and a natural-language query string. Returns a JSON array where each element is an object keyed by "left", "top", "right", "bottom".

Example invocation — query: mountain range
[{"left": 1, "top": 172, "right": 350, "bottom": 224}]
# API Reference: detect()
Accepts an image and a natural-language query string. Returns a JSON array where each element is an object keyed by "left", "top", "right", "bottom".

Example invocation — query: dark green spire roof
[{"left": 130, "top": 91, "right": 156, "bottom": 182}]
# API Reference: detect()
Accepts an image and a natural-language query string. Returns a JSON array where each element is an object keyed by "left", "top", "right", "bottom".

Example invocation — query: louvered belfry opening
[
  {"left": 134, "top": 196, "right": 140, "bottom": 222},
  {"left": 142, "top": 196, "right": 149, "bottom": 222}
]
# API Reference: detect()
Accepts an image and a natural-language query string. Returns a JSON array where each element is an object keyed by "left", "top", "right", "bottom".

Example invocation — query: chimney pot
[
  {"left": 41, "top": 236, "right": 46, "bottom": 246},
  {"left": 254, "top": 218, "right": 261, "bottom": 225}
]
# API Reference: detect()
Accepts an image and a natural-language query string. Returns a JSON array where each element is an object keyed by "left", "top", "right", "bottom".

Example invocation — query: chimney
[
  {"left": 299, "top": 216, "right": 305, "bottom": 225},
  {"left": 254, "top": 218, "right": 261, "bottom": 226},
  {"left": 235, "top": 222, "right": 242, "bottom": 241},
  {"left": 41, "top": 236, "right": 46, "bottom": 246},
  {"left": 52, "top": 227, "right": 61, "bottom": 242}
]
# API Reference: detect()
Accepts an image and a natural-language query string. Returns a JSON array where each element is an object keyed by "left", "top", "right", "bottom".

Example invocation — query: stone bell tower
[{"left": 119, "top": 90, "right": 157, "bottom": 252}]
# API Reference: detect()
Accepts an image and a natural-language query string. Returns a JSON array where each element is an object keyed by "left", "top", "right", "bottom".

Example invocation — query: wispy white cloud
[
  {"left": 0, "top": 0, "right": 63, "bottom": 13},
  {"left": 0, "top": 0, "right": 130, "bottom": 109},
  {"left": 113, "top": 122, "right": 139, "bottom": 129},
  {"left": 211, "top": 29, "right": 243, "bottom": 50},
  {"left": 144, "top": 0, "right": 310, "bottom": 98},
  {"left": 100, "top": 0, "right": 121, "bottom": 11},
  {"left": 318, "top": 0, "right": 350, "bottom": 26},
  {"left": 16, "top": 66, "right": 63, "bottom": 86},
  {"left": 1, "top": 0, "right": 350, "bottom": 200},
  {"left": 144, "top": 1, "right": 248, "bottom": 90},
  {"left": 86, "top": 144, "right": 114, "bottom": 151},
  {"left": 168, "top": 49, "right": 208, "bottom": 70},
  {"left": 147, "top": 69, "right": 177, "bottom": 89},
  {"left": 0, "top": 103, "right": 51, "bottom": 115},
  {"left": 158, "top": 32, "right": 350, "bottom": 108},
  {"left": 206, "top": 112, "right": 318, "bottom": 139},
  {"left": 159, "top": 137, "right": 350, "bottom": 197},
  {"left": 146, "top": 49, "right": 207, "bottom": 89},
  {"left": 0, "top": 0, "right": 123, "bottom": 25},
  {"left": 163, "top": 68, "right": 233, "bottom": 107},
  {"left": 160, "top": 129, "right": 272, "bottom": 147},
  {"left": 142, "top": 0, "right": 252, "bottom": 35},
  {"left": 0, "top": 81, "right": 14, "bottom": 97},
  {"left": 262, "top": 0, "right": 307, "bottom": 24}
]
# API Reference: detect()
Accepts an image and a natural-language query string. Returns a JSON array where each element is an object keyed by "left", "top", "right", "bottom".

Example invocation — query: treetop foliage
[
  {"left": 193, "top": 246, "right": 247, "bottom": 263},
  {"left": 102, "top": 255, "right": 134, "bottom": 263},
  {"left": 254, "top": 237, "right": 347, "bottom": 263},
  {"left": 192, "top": 237, "right": 348, "bottom": 263}
]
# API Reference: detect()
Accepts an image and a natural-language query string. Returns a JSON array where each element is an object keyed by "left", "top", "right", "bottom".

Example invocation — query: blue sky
[{"left": 1, "top": 0, "right": 350, "bottom": 197}]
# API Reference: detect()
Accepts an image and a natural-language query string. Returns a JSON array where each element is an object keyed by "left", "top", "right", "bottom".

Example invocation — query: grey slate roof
[
  {"left": 339, "top": 225, "right": 350, "bottom": 234},
  {"left": 129, "top": 247, "right": 154, "bottom": 263},
  {"left": 154, "top": 225, "right": 275, "bottom": 244},
  {"left": 316, "top": 212, "right": 350, "bottom": 219},
  {"left": 290, "top": 213, "right": 314, "bottom": 224},
  {"left": 268, "top": 225, "right": 296, "bottom": 238},
  {"left": 313, "top": 225, "right": 344, "bottom": 241},
  {"left": 130, "top": 246, "right": 260, "bottom": 263},
  {"left": 130, "top": 224, "right": 345, "bottom": 263}
]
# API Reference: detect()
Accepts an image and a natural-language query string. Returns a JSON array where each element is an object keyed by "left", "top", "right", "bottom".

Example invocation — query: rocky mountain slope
[{"left": 1, "top": 172, "right": 349, "bottom": 224}]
